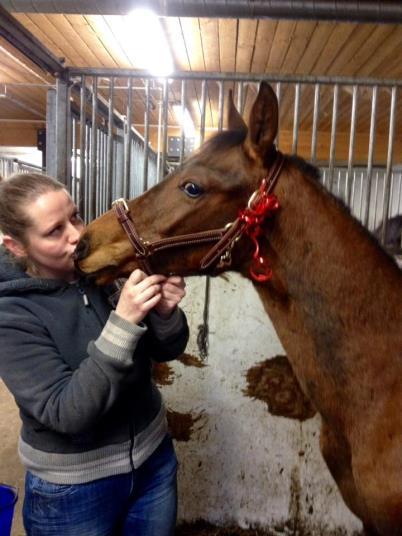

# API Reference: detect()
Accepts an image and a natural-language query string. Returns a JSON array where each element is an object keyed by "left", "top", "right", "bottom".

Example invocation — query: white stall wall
[{"left": 161, "top": 274, "right": 362, "bottom": 534}]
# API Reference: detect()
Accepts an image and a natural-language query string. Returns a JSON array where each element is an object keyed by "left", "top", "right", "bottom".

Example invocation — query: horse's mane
[{"left": 288, "top": 154, "right": 401, "bottom": 269}]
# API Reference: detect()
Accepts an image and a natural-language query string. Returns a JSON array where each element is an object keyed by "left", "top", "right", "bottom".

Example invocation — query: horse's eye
[{"left": 181, "top": 182, "right": 204, "bottom": 198}]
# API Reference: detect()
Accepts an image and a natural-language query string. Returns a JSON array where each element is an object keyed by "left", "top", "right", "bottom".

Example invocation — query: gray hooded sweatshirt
[{"left": 0, "top": 248, "right": 189, "bottom": 484}]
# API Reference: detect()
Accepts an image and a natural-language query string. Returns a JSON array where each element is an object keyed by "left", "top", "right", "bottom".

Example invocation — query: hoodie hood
[{"left": 0, "top": 246, "right": 67, "bottom": 297}]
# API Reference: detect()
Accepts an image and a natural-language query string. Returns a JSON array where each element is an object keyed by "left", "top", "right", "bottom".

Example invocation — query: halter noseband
[{"left": 112, "top": 150, "right": 285, "bottom": 278}]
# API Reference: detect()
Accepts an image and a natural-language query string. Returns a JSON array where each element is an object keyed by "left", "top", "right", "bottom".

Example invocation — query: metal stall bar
[
  {"left": 66, "top": 83, "right": 73, "bottom": 193},
  {"left": 79, "top": 76, "right": 86, "bottom": 220},
  {"left": 102, "top": 130, "right": 107, "bottom": 211},
  {"left": 397, "top": 171, "right": 402, "bottom": 215},
  {"left": 346, "top": 85, "right": 358, "bottom": 206},
  {"left": 275, "top": 82, "right": 281, "bottom": 147},
  {"left": 106, "top": 77, "right": 114, "bottom": 210},
  {"left": 143, "top": 78, "right": 151, "bottom": 192},
  {"left": 363, "top": 85, "right": 378, "bottom": 229},
  {"left": 179, "top": 79, "right": 186, "bottom": 165},
  {"left": 96, "top": 128, "right": 102, "bottom": 211},
  {"left": 90, "top": 77, "right": 98, "bottom": 220},
  {"left": 237, "top": 81, "right": 244, "bottom": 115},
  {"left": 123, "top": 77, "right": 132, "bottom": 200},
  {"left": 310, "top": 83, "right": 320, "bottom": 164},
  {"left": 46, "top": 79, "right": 70, "bottom": 186},
  {"left": 46, "top": 87, "right": 56, "bottom": 178},
  {"left": 68, "top": 68, "right": 402, "bottom": 89},
  {"left": 156, "top": 98, "right": 162, "bottom": 182},
  {"left": 85, "top": 122, "right": 90, "bottom": 220},
  {"left": 72, "top": 116, "right": 77, "bottom": 203},
  {"left": 380, "top": 86, "right": 398, "bottom": 245},
  {"left": 292, "top": 83, "right": 301, "bottom": 155},
  {"left": 200, "top": 80, "right": 207, "bottom": 145},
  {"left": 328, "top": 84, "right": 339, "bottom": 192},
  {"left": 97, "top": 129, "right": 103, "bottom": 213},
  {"left": 358, "top": 171, "right": 364, "bottom": 219},
  {"left": 159, "top": 79, "right": 169, "bottom": 182},
  {"left": 218, "top": 81, "right": 224, "bottom": 132}
]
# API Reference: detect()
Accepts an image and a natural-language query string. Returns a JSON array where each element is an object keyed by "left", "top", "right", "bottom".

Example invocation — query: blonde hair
[{"left": 0, "top": 173, "right": 64, "bottom": 245}]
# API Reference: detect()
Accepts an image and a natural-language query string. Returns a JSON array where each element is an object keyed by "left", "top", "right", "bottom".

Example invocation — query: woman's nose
[{"left": 68, "top": 223, "right": 82, "bottom": 244}]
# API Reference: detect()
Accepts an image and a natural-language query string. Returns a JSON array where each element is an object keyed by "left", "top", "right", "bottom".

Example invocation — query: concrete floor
[{"left": 0, "top": 380, "right": 25, "bottom": 536}]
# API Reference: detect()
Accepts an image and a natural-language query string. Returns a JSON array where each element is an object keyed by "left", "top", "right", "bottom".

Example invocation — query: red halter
[{"left": 112, "top": 150, "right": 285, "bottom": 282}]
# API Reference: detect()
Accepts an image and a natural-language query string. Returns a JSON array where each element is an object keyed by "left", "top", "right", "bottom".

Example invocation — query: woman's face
[{"left": 20, "top": 189, "right": 84, "bottom": 281}]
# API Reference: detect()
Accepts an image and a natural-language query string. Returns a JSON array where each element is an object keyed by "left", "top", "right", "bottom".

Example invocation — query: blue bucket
[{"left": 0, "top": 484, "right": 18, "bottom": 536}]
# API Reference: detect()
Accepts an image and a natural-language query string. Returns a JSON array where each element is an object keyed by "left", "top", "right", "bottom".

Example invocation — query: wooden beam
[
  {"left": 0, "top": 6, "right": 65, "bottom": 76},
  {"left": 0, "top": 123, "right": 38, "bottom": 146}
]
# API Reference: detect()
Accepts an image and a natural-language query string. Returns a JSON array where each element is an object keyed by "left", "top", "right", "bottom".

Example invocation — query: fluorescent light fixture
[
  {"left": 173, "top": 105, "right": 196, "bottom": 137},
  {"left": 122, "top": 8, "right": 174, "bottom": 77}
]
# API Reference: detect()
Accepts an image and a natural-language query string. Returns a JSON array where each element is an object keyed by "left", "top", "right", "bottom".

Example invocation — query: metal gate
[
  {"left": 0, "top": 155, "right": 43, "bottom": 178},
  {"left": 47, "top": 69, "right": 402, "bottom": 245}
]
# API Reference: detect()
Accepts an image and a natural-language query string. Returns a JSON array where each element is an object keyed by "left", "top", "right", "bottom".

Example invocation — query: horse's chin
[
  {"left": 77, "top": 258, "right": 230, "bottom": 286},
  {"left": 76, "top": 264, "right": 128, "bottom": 286}
]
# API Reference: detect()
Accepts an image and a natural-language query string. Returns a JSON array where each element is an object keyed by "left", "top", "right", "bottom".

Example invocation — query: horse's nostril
[{"left": 75, "top": 236, "right": 90, "bottom": 261}]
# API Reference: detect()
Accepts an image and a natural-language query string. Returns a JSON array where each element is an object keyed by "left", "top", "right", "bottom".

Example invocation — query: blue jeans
[{"left": 23, "top": 435, "right": 178, "bottom": 536}]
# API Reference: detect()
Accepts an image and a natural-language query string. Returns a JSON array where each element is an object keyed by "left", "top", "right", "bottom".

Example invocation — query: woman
[{"left": 0, "top": 173, "right": 189, "bottom": 536}]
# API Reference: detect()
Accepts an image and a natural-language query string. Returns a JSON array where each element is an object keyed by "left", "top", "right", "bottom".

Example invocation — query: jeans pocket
[
  {"left": 26, "top": 472, "right": 77, "bottom": 522},
  {"left": 28, "top": 473, "right": 75, "bottom": 498}
]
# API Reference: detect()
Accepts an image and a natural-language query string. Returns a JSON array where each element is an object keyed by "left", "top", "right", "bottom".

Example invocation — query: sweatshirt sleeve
[
  {"left": 144, "top": 307, "right": 189, "bottom": 362},
  {"left": 0, "top": 303, "right": 146, "bottom": 435}
]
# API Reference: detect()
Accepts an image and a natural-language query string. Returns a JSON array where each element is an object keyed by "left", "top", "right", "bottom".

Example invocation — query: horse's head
[{"left": 76, "top": 82, "right": 280, "bottom": 284}]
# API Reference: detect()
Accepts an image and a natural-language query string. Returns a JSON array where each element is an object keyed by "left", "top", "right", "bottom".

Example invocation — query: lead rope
[{"left": 196, "top": 275, "right": 211, "bottom": 361}]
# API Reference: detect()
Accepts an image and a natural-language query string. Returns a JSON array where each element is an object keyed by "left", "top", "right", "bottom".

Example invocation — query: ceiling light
[{"left": 123, "top": 8, "right": 174, "bottom": 77}]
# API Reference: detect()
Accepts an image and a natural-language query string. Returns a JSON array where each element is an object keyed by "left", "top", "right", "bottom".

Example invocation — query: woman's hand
[
  {"left": 115, "top": 269, "right": 166, "bottom": 325},
  {"left": 154, "top": 276, "right": 186, "bottom": 318}
]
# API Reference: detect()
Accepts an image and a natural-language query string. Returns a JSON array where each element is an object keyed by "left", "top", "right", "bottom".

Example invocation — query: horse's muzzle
[{"left": 75, "top": 235, "right": 90, "bottom": 261}]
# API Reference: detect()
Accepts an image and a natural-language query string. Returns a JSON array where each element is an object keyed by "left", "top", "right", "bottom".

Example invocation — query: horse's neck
[
  {"left": 254, "top": 165, "right": 402, "bottom": 422},
  {"left": 267, "top": 165, "right": 401, "bottom": 316}
]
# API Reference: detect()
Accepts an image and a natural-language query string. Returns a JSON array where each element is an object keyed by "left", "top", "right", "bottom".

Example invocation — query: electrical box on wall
[{"left": 167, "top": 136, "right": 195, "bottom": 159}]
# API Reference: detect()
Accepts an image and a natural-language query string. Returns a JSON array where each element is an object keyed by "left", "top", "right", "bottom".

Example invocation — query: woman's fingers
[
  {"left": 116, "top": 271, "right": 166, "bottom": 324},
  {"left": 116, "top": 272, "right": 186, "bottom": 324},
  {"left": 134, "top": 283, "right": 162, "bottom": 305},
  {"left": 160, "top": 288, "right": 185, "bottom": 302},
  {"left": 165, "top": 276, "right": 186, "bottom": 289},
  {"left": 161, "top": 281, "right": 186, "bottom": 298},
  {"left": 127, "top": 270, "right": 164, "bottom": 288},
  {"left": 153, "top": 276, "right": 186, "bottom": 318}
]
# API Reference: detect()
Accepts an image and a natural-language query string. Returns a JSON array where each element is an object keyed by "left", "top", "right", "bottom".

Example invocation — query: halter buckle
[
  {"left": 217, "top": 249, "right": 232, "bottom": 268},
  {"left": 112, "top": 198, "right": 129, "bottom": 213}
]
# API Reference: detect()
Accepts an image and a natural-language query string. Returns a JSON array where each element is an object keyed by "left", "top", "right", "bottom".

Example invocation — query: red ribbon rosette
[{"left": 238, "top": 179, "right": 280, "bottom": 282}]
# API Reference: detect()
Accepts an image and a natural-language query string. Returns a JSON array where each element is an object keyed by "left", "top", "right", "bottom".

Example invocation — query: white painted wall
[{"left": 161, "top": 273, "right": 363, "bottom": 534}]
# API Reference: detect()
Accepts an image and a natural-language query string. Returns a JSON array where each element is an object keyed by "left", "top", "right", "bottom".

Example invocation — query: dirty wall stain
[
  {"left": 178, "top": 353, "right": 207, "bottom": 368},
  {"left": 244, "top": 355, "right": 316, "bottom": 421},
  {"left": 153, "top": 354, "right": 206, "bottom": 387},
  {"left": 153, "top": 362, "right": 175, "bottom": 385},
  {"left": 167, "top": 409, "right": 204, "bottom": 442}
]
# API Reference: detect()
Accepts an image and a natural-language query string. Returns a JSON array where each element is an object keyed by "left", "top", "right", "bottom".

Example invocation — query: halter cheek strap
[
  {"left": 112, "top": 150, "right": 285, "bottom": 279},
  {"left": 112, "top": 199, "right": 153, "bottom": 275}
]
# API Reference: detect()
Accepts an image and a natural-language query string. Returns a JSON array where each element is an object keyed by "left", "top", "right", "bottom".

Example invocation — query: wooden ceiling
[{"left": 0, "top": 9, "right": 402, "bottom": 162}]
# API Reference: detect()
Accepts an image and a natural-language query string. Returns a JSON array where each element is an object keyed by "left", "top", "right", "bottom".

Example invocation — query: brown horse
[{"left": 76, "top": 82, "right": 402, "bottom": 535}]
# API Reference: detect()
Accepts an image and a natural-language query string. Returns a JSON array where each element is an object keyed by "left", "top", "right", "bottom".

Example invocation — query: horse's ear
[
  {"left": 227, "top": 89, "right": 247, "bottom": 133},
  {"left": 246, "top": 82, "right": 278, "bottom": 160}
]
